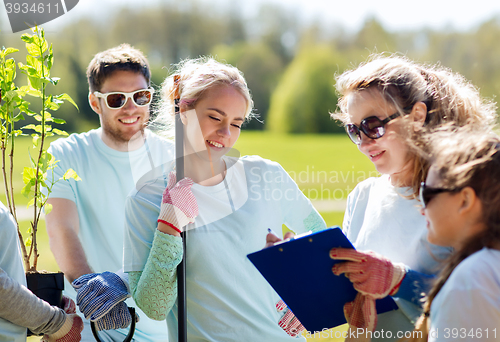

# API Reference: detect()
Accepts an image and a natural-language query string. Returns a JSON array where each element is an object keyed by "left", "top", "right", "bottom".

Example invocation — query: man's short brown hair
[{"left": 87, "top": 44, "right": 151, "bottom": 92}]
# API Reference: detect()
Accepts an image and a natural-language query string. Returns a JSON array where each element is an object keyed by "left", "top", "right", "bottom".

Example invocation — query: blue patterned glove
[
  {"left": 72, "top": 272, "right": 130, "bottom": 321},
  {"left": 93, "top": 302, "right": 140, "bottom": 331}
]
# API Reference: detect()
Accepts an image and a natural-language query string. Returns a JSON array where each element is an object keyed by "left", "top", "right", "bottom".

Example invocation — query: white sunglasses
[{"left": 93, "top": 88, "right": 154, "bottom": 109}]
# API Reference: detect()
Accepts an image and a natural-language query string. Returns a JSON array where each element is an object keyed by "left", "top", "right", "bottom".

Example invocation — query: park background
[{"left": 2, "top": 0, "right": 500, "bottom": 341}]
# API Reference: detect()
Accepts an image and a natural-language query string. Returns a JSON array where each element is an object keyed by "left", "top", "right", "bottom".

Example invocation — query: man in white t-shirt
[{"left": 45, "top": 44, "right": 173, "bottom": 341}]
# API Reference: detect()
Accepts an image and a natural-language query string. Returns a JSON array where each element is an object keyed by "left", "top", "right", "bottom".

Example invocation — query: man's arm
[{"left": 45, "top": 198, "right": 92, "bottom": 283}]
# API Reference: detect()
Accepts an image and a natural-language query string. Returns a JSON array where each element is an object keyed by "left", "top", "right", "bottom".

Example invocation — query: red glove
[
  {"left": 42, "top": 296, "right": 83, "bottom": 342},
  {"left": 330, "top": 249, "right": 406, "bottom": 331},
  {"left": 62, "top": 295, "right": 76, "bottom": 314},
  {"left": 158, "top": 171, "right": 198, "bottom": 233},
  {"left": 276, "top": 300, "right": 305, "bottom": 337}
]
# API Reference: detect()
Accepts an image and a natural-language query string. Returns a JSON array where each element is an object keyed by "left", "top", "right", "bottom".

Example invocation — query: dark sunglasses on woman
[
  {"left": 419, "top": 182, "right": 461, "bottom": 208},
  {"left": 93, "top": 88, "right": 154, "bottom": 109},
  {"left": 345, "top": 106, "right": 413, "bottom": 145}
]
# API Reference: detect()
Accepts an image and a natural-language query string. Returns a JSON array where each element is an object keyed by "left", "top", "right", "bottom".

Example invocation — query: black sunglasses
[
  {"left": 419, "top": 182, "right": 461, "bottom": 208},
  {"left": 345, "top": 106, "right": 413, "bottom": 145}
]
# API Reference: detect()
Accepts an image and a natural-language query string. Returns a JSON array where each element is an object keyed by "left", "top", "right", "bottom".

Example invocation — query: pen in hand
[
  {"left": 267, "top": 228, "right": 281, "bottom": 238},
  {"left": 266, "top": 228, "right": 283, "bottom": 248}
]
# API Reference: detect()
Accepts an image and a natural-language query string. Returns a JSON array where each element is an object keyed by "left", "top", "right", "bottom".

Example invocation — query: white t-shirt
[
  {"left": 429, "top": 248, "right": 500, "bottom": 342},
  {"left": 0, "top": 202, "right": 27, "bottom": 342},
  {"left": 48, "top": 128, "right": 174, "bottom": 341},
  {"left": 124, "top": 155, "right": 327, "bottom": 342},
  {"left": 343, "top": 175, "right": 452, "bottom": 340}
]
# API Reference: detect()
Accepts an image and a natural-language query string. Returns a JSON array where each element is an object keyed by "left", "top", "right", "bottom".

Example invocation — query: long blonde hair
[{"left": 333, "top": 54, "right": 497, "bottom": 196}]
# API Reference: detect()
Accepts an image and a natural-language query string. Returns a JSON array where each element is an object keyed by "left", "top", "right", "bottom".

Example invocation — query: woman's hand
[
  {"left": 264, "top": 231, "right": 295, "bottom": 248},
  {"left": 157, "top": 171, "right": 198, "bottom": 235},
  {"left": 329, "top": 248, "right": 406, "bottom": 332},
  {"left": 330, "top": 249, "right": 406, "bottom": 298}
]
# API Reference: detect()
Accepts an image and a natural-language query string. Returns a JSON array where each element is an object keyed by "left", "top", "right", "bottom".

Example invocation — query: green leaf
[
  {"left": 49, "top": 77, "right": 60, "bottom": 86},
  {"left": 0, "top": 47, "right": 19, "bottom": 58},
  {"left": 63, "top": 168, "right": 81, "bottom": 181},
  {"left": 52, "top": 128, "right": 68, "bottom": 136},
  {"left": 3, "top": 90, "right": 17, "bottom": 102},
  {"left": 45, "top": 98, "right": 60, "bottom": 110},
  {"left": 22, "top": 166, "right": 37, "bottom": 184},
  {"left": 47, "top": 44, "right": 54, "bottom": 70},
  {"left": 20, "top": 34, "right": 34, "bottom": 44},
  {"left": 26, "top": 54, "right": 42, "bottom": 74},
  {"left": 21, "top": 124, "right": 37, "bottom": 131},
  {"left": 32, "top": 135, "right": 40, "bottom": 148},
  {"left": 38, "top": 151, "right": 54, "bottom": 172},
  {"left": 15, "top": 88, "right": 28, "bottom": 97},
  {"left": 52, "top": 118, "right": 66, "bottom": 124},
  {"left": 26, "top": 196, "right": 35, "bottom": 207},
  {"left": 26, "top": 35, "right": 48, "bottom": 57},
  {"left": 18, "top": 86, "right": 40, "bottom": 98},
  {"left": 22, "top": 179, "right": 35, "bottom": 198},
  {"left": 13, "top": 113, "right": 25, "bottom": 122},
  {"left": 44, "top": 203, "right": 53, "bottom": 215},
  {"left": 55, "top": 93, "right": 79, "bottom": 111},
  {"left": 27, "top": 76, "right": 42, "bottom": 91}
]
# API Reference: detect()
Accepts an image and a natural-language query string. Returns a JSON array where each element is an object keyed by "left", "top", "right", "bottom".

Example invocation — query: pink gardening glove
[
  {"left": 158, "top": 171, "right": 198, "bottom": 233},
  {"left": 330, "top": 249, "right": 406, "bottom": 331},
  {"left": 62, "top": 295, "right": 77, "bottom": 314},
  {"left": 344, "top": 293, "right": 376, "bottom": 331},
  {"left": 42, "top": 296, "right": 83, "bottom": 342},
  {"left": 276, "top": 300, "right": 306, "bottom": 337}
]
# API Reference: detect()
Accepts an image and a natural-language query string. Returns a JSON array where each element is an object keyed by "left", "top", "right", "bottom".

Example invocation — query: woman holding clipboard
[
  {"left": 122, "top": 57, "right": 326, "bottom": 341},
  {"left": 330, "top": 55, "right": 497, "bottom": 341}
]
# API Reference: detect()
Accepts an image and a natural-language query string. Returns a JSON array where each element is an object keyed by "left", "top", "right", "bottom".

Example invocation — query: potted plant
[{"left": 0, "top": 26, "right": 80, "bottom": 333}]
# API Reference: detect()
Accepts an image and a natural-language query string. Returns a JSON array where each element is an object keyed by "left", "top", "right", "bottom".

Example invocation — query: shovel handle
[{"left": 91, "top": 307, "right": 136, "bottom": 342}]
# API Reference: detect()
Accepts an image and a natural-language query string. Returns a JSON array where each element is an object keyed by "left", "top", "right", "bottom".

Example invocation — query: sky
[{"left": 1, "top": 0, "right": 500, "bottom": 35}]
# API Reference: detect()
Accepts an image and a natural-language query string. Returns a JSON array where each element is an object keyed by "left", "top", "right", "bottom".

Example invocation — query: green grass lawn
[
  {"left": 235, "top": 131, "right": 379, "bottom": 201},
  {"left": 10, "top": 132, "right": 375, "bottom": 342}
]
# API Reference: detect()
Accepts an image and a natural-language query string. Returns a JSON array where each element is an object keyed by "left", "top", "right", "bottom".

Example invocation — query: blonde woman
[{"left": 123, "top": 57, "right": 327, "bottom": 341}]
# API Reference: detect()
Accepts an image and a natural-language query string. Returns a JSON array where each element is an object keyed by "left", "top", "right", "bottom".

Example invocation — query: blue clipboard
[{"left": 247, "top": 227, "right": 398, "bottom": 332}]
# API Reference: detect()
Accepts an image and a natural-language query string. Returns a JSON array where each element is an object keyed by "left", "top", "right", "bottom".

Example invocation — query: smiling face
[
  {"left": 183, "top": 85, "right": 247, "bottom": 163},
  {"left": 89, "top": 70, "right": 150, "bottom": 150},
  {"left": 346, "top": 89, "right": 413, "bottom": 185}
]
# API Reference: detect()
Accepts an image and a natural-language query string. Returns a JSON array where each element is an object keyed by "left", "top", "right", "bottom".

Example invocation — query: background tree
[
  {"left": 212, "top": 42, "right": 284, "bottom": 129},
  {"left": 267, "top": 44, "right": 347, "bottom": 134},
  {"left": 3, "top": 6, "right": 499, "bottom": 134}
]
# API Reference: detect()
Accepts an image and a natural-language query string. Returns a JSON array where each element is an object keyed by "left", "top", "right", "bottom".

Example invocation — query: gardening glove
[
  {"left": 72, "top": 271, "right": 130, "bottom": 321},
  {"left": 157, "top": 171, "right": 198, "bottom": 233},
  {"left": 62, "top": 295, "right": 77, "bottom": 314},
  {"left": 276, "top": 299, "right": 305, "bottom": 337},
  {"left": 92, "top": 302, "right": 139, "bottom": 331},
  {"left": 41, "top": 312, "right": 83, "bottom": 342},
  {"left": 343, "top": 293, "right": 376, "bottom": 340},
  {"left": 330, "top": 248, "right": 406, "bottom": 332}
]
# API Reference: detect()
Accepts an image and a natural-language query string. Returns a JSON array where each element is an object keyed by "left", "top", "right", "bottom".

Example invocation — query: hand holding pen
[{"left": 264, "top": 228, "right": 295, "bottom": 248}]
